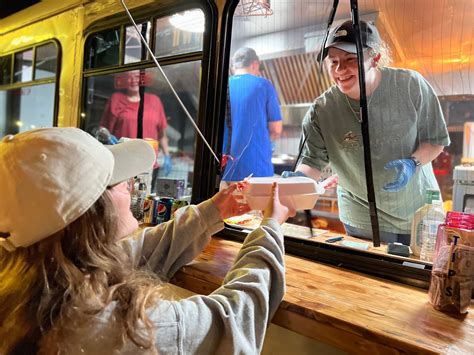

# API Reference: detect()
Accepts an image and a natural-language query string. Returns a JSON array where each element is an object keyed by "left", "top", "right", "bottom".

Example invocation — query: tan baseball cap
[{"left": 0, "top": 127, "right": 155, "bottom": 251}]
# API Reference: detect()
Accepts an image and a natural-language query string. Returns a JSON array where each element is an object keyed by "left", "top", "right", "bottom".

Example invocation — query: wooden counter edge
[
  {"left": 170, "top": 237, "right": 473, "bottom": 355},
  {"left": 171, "top": 272, "right": 435, "bottom": 354}
]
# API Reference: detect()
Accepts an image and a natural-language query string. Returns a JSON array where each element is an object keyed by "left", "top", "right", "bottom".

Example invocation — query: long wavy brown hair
[{"left": 0, "top": 191, "right": 161, "bottom": 354}]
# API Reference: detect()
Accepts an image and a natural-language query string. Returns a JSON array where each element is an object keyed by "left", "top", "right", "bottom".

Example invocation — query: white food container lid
[{"left": 242, "top": 177, "right": 325, "bottom": 210}]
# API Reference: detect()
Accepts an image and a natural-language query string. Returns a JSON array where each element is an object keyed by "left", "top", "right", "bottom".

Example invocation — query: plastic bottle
[
  {"left": 410, "top": 189, "right": 441, "bottom": 256},
  {"left": 131, "top": 181, "right": 147, "bottom": 221},
  {"left": 419, "top": 199, "right": 445, "bottom": 262}
]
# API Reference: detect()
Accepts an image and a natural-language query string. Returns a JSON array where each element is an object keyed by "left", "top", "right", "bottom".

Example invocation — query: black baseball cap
[
  {"left": 322, "top": 20, "right": 381, "bottom": 59},
  {"left": 232, "top": 47, "right": 259, "bottom": 69}
]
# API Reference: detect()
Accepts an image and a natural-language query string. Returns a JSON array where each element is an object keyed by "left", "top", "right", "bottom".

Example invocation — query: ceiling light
[{"left": 439, "top": 56, "right": 470, "bottom": 64}]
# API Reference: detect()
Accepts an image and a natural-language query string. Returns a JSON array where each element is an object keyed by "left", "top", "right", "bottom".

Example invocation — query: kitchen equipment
[{"left": 453, "top": 165, "right": 474, "bottom": 213}]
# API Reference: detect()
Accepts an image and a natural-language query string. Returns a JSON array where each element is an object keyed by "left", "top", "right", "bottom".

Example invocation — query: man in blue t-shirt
[{"left": 222, "top": 47, "right": 283, "bottom": 182}]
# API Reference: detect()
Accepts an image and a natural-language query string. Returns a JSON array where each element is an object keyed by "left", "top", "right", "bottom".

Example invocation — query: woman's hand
[
  {"left": 321, "top": 174, "right": 338, "bottom": 189},
  {"left": 263, "top": 183, "right": 296, "bottom": 224},
  {"left": 211, "top": 184, "right": 251, "bottom": 220}
]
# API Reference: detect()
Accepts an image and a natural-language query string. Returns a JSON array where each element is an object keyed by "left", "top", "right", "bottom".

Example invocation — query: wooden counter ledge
[{"left": 171, "top": 237, "right": 474, "bottom": 354}]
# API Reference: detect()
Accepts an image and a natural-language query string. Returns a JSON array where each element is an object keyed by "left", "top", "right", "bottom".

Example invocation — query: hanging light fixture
[{"left": 235, "top": 0, "right": 273, "bottom": 17}]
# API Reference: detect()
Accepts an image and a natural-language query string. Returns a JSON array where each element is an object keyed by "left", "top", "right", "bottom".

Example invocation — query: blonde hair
[
  {"left": 0, "top": 192, "right": 162, "bottom": 354},
  {"left": 367, "top": 41, "right": 393, "bottom": 68}
]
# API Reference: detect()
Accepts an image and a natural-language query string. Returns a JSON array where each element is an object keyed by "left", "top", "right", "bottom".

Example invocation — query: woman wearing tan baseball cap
[{"left": 0, "top": 127, "right": 294, "bottom": 354}]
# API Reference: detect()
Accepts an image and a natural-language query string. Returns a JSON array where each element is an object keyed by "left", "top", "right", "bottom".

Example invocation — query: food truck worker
[{"left": 284, "top": 20, "right": 450, "bottom": 245}]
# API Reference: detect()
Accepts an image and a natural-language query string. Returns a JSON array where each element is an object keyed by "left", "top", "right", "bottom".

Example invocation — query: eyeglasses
[{"left": 109, "top": 177, "right": 135, "bottom": 194}]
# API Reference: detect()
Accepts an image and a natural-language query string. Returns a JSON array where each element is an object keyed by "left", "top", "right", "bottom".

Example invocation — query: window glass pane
[
  {"left": 155, "top": 9, "right": 204, "bottom": 57},
  {"left": 0, "top": 83, "right": 56, "bottom": 137},
  {"left": 84, "top": 28, "right": 120, "bottom": 69},
  {"left": 35, "top": 43, "right": 58, "bottom": 79},
  {"left": 226, "top": 0, "right": 474, "bottom": 265},
  {"left": 81, "top": 62, "right": 201, "bottom": 197},
  {"left": 124, "top": 22, "right": 151, "bottom": 64},
  {"left": 0, "top": 55, "right": 12, "bottom": 85},
  {"left": 13, "top": 49, "right": 33, "bottom": 83}
]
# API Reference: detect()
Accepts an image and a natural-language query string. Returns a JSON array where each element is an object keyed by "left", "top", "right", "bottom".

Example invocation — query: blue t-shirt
[{"left": 222, "top": 74, "right": 282, "bottom": 181}]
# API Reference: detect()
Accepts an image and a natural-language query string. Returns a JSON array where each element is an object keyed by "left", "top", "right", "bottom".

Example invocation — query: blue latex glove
[
  {"left": 163, "top": 155, "right": 172, "bottom": 176},
  {"left": 382, "top": 159, "right": 416, "bottom": 192},
  {"left": 93, "top": 127, "right": 118, "bottom": 145},
  {"left": 108, "top": 134, "right": 119, "bottom": 145},
  {"left": 281, "top": 171, "right": 307, "bottom": 178}
]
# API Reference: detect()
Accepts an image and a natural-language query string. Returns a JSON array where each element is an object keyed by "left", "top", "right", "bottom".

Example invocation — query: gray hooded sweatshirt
[{"left": 40, "top": 200, "right": 285, "bottom": 354}]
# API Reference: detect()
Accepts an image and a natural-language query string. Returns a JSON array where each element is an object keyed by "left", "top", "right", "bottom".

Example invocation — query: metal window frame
[
  {"left": 212, "top": 0, "right": 434, "bottom": 289},
  {"left": 12, "top": 48, "right": 34, "bottom": 83},
  {"left": 82, "top": 3, "right": 208, "bottom": 74},
  {"left": 79, "top": 1, "right": 220, "bottom": 205},
  {"left": 33, "top": 41, "right": 60, "bottom": 82},
  {"left": 0, "top": 39, "right": 62, "bottom": 128},
  {"left": 0, "top": 54, "right": 13, "bottom": 85}
]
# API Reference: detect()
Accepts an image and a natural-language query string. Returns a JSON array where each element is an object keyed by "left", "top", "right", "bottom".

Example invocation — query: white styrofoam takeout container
[{"left": 241, "top": 176, "right": 325, "bottom": 211}]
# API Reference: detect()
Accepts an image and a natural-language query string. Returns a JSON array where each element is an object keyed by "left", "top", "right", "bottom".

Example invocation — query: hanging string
[
  {"left": 119, "top": 0, "right": 220, "bottom": 164},
  {"left": 317, "top": 0, "right": 339, "bottom": 66},
  {"left": 222, "top": 127, "right": 258, "bottom": 181}
]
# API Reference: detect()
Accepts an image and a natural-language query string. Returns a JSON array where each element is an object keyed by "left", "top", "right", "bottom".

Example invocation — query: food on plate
[{"left": 224, "top": 213, "right": 262, "bottom": 228}]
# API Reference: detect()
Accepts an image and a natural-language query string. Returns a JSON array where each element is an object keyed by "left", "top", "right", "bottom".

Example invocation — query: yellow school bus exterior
[{"left": 0, "top": 0, "right": 225, "bottom": 128}]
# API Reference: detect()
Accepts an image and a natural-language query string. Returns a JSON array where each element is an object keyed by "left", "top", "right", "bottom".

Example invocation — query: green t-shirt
[{"left": 301, "top": 67, "right": 450, "bottom": 233}]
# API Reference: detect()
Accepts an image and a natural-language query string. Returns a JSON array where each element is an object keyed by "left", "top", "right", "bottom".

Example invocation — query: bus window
[
  {"left": 0, "top": 42, "right": 59, "bottom": 137},
  {"left": 0, "top": 85, "right": 56, "bottom": 135},
  {"left": 84, "top": 28, "right": 121, "bottom": 70},
  {"left": 0, "top": 55, "right": 12, "bottom": 85},
  {"left": 124, "top": 22, "right": 151, "bottom": 64},
  {"left": 154, "top": 9, "right": 204, "bottom": 57},
  {"left": 34, "top": 43, "right": 58, "bottom": 80},
  {"left": 82, "top": 64, "right": 201, "bottom": 197},
  {"left": 13, "top": 49, "right": 33, "bottom": 83},
  {"left": 82, "top": 7, "right": 206, "bottom": 199}
]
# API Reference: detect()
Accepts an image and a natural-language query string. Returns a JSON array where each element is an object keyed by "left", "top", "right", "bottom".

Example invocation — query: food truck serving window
[
  {"left": 0, "top": 41, "right": 60, "bottom": 137},
  {"left": 217, "top": 0, "right": 474, "bottom": 287},
  {"left": 81, "top": 7, "right": 206, "bottom": 204}
]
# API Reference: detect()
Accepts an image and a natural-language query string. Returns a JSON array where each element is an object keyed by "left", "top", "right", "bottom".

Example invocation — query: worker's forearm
[
  {"left": 296, "top": 164, "right": 322, "bottom": 181},
  {"left": 412, "top": 143, "right": 444, "bottom": 166}
]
